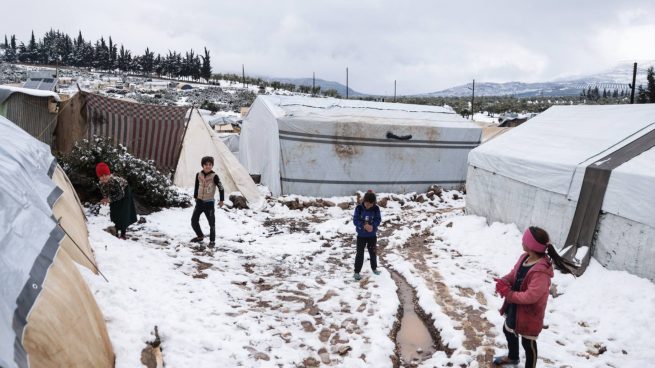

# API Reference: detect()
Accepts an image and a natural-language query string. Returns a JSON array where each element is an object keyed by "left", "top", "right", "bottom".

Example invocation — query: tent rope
[{"left": 56, "top": 217, "right": 109, "bottom": 282}]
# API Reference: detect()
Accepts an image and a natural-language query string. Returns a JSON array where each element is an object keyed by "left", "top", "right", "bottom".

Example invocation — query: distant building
[
  {"left": 23, "top": 71, "right": 59, "bottom": 91},
  {"left": 498, "top": 112, "right": 528, "bottom": 127}
]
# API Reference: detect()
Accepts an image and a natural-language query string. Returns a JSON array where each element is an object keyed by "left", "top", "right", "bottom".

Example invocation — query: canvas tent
[
  {"left": 174, "top": 109, "right": 263, "bottom": 208},
  {"left": 84, "top": 92, "right": 188, "bottom": 172},
  {"left": 466, "top": 104, "right": 655, "bottom": 281},
  {"left": 0, "top": 86, "right": 60, "bottom": 147},
  {"left": 239, "top": 95, "right": 482, "bottom": 196},
  {"left": 0, "top": 116, "right": 113, "bottom": 367}
]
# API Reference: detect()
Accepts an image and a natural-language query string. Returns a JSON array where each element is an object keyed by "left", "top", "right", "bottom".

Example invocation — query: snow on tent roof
[
  {"left": 468, "top": 104, "right": 655, "bottom": 196},
  {"left": 0, "top": 85, "right": 61, "bottom": 103},
  {"left": 257, "top": 95, "right": 469, "bottom": 128}
]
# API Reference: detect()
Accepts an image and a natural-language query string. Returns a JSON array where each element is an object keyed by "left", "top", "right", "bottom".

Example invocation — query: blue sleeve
[
  {"left": 372, "top": 207, "right": 382, "bottom": 230},
  {"left": 353, "top": 205, "right": 364, "bottom": 231}
]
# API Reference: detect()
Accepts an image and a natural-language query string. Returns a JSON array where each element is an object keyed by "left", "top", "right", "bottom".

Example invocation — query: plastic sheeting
[
  {"left": 468, "top": 104, "right": 655, "bottom": 229},
  {"left": 466, "top": 105, "right": 655, "bottom": 281},
  {"left": 174, "top": 110, "right": 263, "bottom": 208},
  {"left": 240, "top": 95, "right": 481, "bottom": 196},
  {"left": 0, "top": 86, "right": 61, "bottom": 104},
  {"left": 0, "top": 115, "right": 113, "bottom": 367},
  {"left": 0, "top": 115, "right": 62, "bottom": 367}
]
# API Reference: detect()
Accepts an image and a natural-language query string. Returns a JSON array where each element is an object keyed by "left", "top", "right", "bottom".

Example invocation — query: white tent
[
  {"left": 466, "top": 104, "right": 655, "bottom": 281},
  {"left": 0, "top": 116, "right": 113, "bottom": 367},
  {"left": 173, "top": 109, "right": 263, "bottom": 208},
  {"left": 239, "top": 95, "right": 482, "bottom": 196}
]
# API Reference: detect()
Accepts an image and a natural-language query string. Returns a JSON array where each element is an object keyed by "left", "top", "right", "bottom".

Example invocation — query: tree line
[
  {"left": 580, "top": 68, "right": 655, "bottom": 104},
  {"left": 1, "top": 30, "right": 212, "bottom": 82}
]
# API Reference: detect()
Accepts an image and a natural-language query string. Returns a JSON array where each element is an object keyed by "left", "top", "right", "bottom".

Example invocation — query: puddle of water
[{"left": 391, "top": 272, "right": 436, "bottom": 366}]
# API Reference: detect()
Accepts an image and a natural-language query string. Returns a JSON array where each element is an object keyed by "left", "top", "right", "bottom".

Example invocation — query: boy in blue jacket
[{"left": 353, "top": 190, "right": 382, "bottom": 280}]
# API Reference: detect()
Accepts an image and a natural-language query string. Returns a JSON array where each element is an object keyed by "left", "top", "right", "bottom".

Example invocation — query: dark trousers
[
  {"left": 354, "top": 236, "right": 377, "bottom": 273},
  {"left": 503, "top": 324, "right": 537, "bottom": 368},
  {"left": 191, "top": 201, "right": 215, "bottom": 241}
]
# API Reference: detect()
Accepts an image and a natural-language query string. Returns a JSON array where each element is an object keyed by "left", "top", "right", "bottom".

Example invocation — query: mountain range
[{"left": 273, "top": 60, "right": 654, "bottom": 98}]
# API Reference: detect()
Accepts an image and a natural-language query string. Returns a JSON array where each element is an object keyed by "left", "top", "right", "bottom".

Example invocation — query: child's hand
[
  {"left": 218, "top": 201, "right": 224, "bottom": 208},
  {"left": 495, "top": 280, "right": 510, "bottom": 298},
  {"left": 364, "top": 224, "right": 373, "bottom": 232}
]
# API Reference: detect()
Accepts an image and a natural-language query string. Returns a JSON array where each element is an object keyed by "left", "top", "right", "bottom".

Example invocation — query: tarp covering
[
  {"left": 54, "top": 92, "right": 87, "bottom": 154},
  {"left": 174, "top": 109, "right": 263, "bottom": 208},
  {"left": 0, "top": 87, "right": 59, "bottom": 147},
  {"left": 466, "top": 104, "right": 655, "bottom": 281},
  {"left": 0, "top": 86, "right": 61, "bottom": 104},
  {"left": 85, "top": 92, "right": 189, "bottom": 172},
  {"left": 240, "top": 95, "right": 481, "bottom": 196},
  {"left": 52, "top": 164, "right": 97, "bottom": 273},
  {"left": 0, "top": 115, "right": 113, "bottom": 367}
]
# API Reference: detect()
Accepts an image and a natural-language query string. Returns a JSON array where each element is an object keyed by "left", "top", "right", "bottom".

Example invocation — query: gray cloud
[{"left": 3, "top": 0, "right": 655, "bottom": 94}]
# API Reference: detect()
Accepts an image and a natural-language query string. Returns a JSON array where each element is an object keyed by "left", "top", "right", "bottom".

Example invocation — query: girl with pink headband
[{"left": 493, "top": 226, "right": 567, "bottom": 367}]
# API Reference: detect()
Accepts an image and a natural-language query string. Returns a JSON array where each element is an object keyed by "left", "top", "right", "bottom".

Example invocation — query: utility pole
[
  {"left": 312, "top": 72, "right": 315, "bottom": 95},
  {"left": 394, "top": 80, "right": 396, "bottom": 102},
  {"left": 471, "top": 79, "right": 475, "bottom": 120},
  {"left": 242, "top": 64, "right": 246, "bottom": 88},
  {"left": 630, "top": 62, "right": 637, "bottom": 104},
  {"left": 346, "top": 67, "right": 349, "bottom": 99}
]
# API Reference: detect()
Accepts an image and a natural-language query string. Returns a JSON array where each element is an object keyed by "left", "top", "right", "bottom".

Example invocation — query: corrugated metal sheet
[
  {"left": 3, "top": 93, "right": 58, "bottom": 146},
  {"left": 85, "top": 93, "right": 189, "bottom": 171}
]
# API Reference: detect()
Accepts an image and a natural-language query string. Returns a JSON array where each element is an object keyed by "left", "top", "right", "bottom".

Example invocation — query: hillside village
[{"left": 1, "top": 15, "right": 655, "bottom": 368}]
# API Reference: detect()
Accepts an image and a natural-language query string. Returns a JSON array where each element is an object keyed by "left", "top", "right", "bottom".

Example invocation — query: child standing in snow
[
  {"left": 190, "top": 156, "right": 224, "bottom": 248},
  {"left": 493, "top": 226, "right": 567, "bottom": 367},
  {"left": 96, "top": 162, "right": 137, "bottom": 240},
  {"left": 352, "top": 190, "right": 382, "bottom": 280}
]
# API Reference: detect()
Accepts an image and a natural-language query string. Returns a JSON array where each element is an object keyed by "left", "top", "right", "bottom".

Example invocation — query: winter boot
[
  {"left": 190, "top": 236, "right": 204, "bottom": 243},
  {"left": 353, "top": 273, "right": 362, "bottom": 281}
]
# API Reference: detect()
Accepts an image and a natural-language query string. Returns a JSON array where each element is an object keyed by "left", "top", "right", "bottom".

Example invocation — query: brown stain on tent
[{"left": 333, "top": 122, "right": 362, "bottom": 159}]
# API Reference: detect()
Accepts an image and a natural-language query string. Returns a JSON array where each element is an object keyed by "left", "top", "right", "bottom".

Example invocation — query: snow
[{"left": 81, "top": 189, "right": 655, "bottom": 367}]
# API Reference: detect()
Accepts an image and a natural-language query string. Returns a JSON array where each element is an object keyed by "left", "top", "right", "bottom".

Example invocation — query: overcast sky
[{"left": 3, "top": 0, "right": 655, "bottom": 94}]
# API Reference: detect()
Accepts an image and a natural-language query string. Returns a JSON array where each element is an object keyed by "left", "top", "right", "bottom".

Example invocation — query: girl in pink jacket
[{"left": 493, "top": 226, "right": 566, "bottom": 367}]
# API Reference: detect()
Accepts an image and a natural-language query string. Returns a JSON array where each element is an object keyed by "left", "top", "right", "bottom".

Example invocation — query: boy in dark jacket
[
  {"left": 190, "top": 156, "right": 224, "bottom": 247},
  {"left": 352, "top": 190, "right": 382, "bottom": 280}
]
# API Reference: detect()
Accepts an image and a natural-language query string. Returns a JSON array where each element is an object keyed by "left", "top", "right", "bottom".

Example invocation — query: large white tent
[
  {"left": 239, "top": 95, "right": 482, "bottom": 196},
  {"left": 173, "top": 109, "right": 263, "bottom": 208},
  {"left": 466, "top": 104, "right": 655, "bottom": 281}
]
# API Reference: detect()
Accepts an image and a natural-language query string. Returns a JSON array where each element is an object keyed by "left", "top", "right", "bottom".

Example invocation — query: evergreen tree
[
  {"left": 6, "top": 35, "right": 17, "bottom": 62},
  {"left": 637, "top": 85, "right": 649, "bottom": 103},
  {"left": 140, "top": 47, "right": 155, "bottom": 75},
  {"left": 647, "top": 66, "right": 655, "bottom": 103},
  {"left": 201, "top": 47, "right": 212, "bottom": 82},
  {"left": 2, "top": 35, "right": 7, "bottom": 49},
  {"left": 108, "top": 37, "right": 117, "bottom": 70}
]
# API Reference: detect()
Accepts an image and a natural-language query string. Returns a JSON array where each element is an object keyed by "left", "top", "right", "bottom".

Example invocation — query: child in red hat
[{"left": 96, "top": 162, "right": 137, "bottom": 239}]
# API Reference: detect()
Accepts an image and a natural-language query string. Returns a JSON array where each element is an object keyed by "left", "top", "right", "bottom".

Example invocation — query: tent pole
[{"left": 57, "top": 217, "right": 109, "bottom": 282}]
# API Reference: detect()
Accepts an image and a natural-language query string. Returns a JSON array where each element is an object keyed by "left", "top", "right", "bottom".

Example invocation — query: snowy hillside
[{"left": 425, "top": 60, "right": 655, "bottom": 97}]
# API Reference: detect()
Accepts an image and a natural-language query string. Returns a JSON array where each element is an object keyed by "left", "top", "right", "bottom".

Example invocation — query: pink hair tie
[{"left": 522, "top": 228, "right": 547, "bottom": 253}]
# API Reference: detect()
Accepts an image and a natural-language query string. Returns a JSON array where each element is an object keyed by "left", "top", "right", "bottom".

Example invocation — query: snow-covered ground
[{"left": 81, "top": 188, "right": 655, "bottom": 367}]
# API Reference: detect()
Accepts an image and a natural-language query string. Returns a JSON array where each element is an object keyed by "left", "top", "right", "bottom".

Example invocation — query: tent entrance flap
[{"left": 562, "top": 127, "right": 655, "bottom": 275}]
